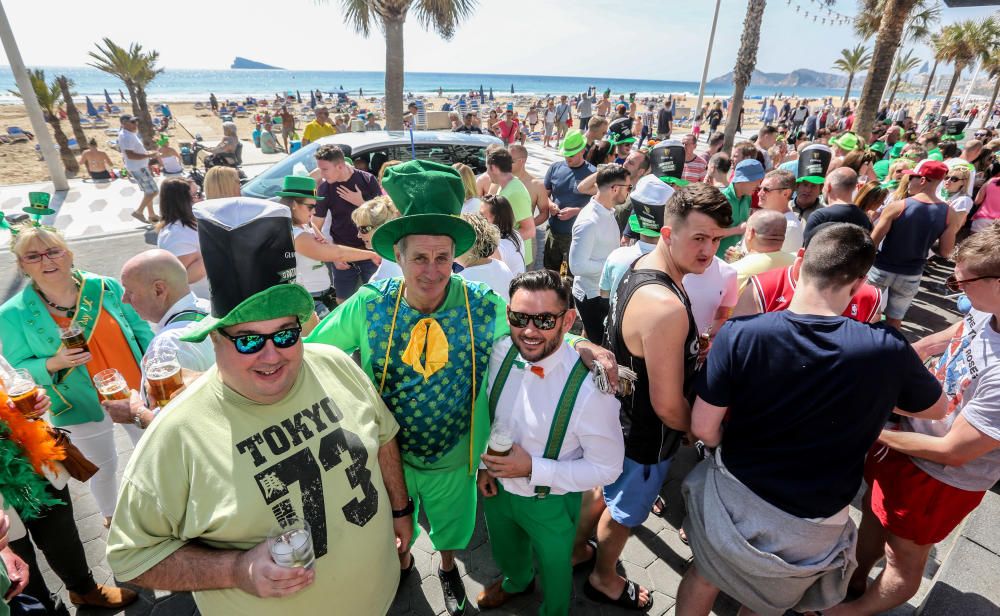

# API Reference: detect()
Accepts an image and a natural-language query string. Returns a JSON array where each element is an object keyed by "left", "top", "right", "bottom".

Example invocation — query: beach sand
[{"left": 0, "top": 91, "right": 867, "bottom": 185}]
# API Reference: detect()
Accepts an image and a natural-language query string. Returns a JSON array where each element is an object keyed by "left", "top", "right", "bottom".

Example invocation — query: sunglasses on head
[
  {"left": 218, "top": 325, "right": 302, "bottom": 354},
  {"left": 357, "top": 224, "right": 374, "bottom": 234},
  {"left": 507, "top": 308, "right": 567, "bottom": 330},
  {"left": 20, "top": 248, "right": 66, "bottom": 264},
  {"left": 945, "top": 273, "right": 998, "bottom": 294}
]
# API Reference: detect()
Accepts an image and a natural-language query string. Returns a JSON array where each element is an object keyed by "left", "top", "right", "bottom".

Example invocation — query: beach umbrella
[
  {"left": 103, "top": 89, "right": 113, "bottom": 106},
  {"left": 480, "top": 84, "right": 484, "bottom": 100},
  {"left": 85, "top": 96, "right": 98, "bottom": 117},
  {"left": 296, "top": 90, "right": 302, "bottom": 103},
  {"left": 489, "top": 87, "right": 494, "bottom": 101},
  {"left": 510, "top": 83, "right": 514, "bottom": 94},
  {"left": 310, "top": 91, "right": 317, "bottom": 109}
]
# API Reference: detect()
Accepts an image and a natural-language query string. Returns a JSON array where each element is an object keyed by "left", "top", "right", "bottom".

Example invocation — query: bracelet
[{"left": 392, "top": 497, "right": 414, "bottom": 518}]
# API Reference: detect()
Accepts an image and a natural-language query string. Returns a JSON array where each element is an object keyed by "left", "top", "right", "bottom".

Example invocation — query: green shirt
[
  {"left": 307, "top": 276, "right": 508, "bottom": 470},
  {"left": 718, "top": 183, "right": 751, "bottom": 258},
  {"left": 501, "top": 178, "right": 534, "bottom": 265},
  {"left": 107, "top": 345, "right": 399, "bottom": 616}
]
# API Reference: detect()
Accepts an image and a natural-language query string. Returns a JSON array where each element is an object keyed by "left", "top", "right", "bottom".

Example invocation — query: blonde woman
[
  {"left": 457, "top": 214, "right": 514, "bottom": 301},
  {"left": 941, "top": 164, "right": 973, "bottom": 228},
  {"left": 0, "top": 224, "right": 153, "bottom": 527},
  {"left": 352, "top": 195, "right": 403, "bottom": 281},
  {"left": 202, "top": 166, "right": 241, "bottom": 199},
  {"left": 454, "top": 163, "right": 482, "bottom": 214}
]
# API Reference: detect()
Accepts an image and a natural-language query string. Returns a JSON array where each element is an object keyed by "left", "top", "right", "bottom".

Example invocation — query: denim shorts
[
  {"left": 867, "top": 266, "right": 922, "bottom": 320},
  {"left": 603, "top": 456, "right": 673, "bottom": 528},
  {"left": 328, "top": 259, "right": 377, "bottom": 301}
]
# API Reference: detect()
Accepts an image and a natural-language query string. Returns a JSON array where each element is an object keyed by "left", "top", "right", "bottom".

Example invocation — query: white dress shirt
[
  {"left": 570, "top": 198, "right": 621, "bottom": 300},
  {"left": 486, "top": 337, "right": 624, "bottom": 497}
]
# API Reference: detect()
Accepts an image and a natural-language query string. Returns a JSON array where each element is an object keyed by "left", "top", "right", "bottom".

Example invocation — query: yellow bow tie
[{"left": 401, "top": 317, "right": 449, "bottom": 381}]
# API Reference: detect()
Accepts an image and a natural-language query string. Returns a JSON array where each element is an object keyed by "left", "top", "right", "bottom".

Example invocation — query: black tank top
[{"left": 606, "top": 259, "right": 699, "bottom": 464}]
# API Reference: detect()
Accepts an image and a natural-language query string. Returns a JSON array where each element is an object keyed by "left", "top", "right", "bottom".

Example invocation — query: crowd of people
[{"left": 0, "top": 88, "right": 997, "bottom": 616}]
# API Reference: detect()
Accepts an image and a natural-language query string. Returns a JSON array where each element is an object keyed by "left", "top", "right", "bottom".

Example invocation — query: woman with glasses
[
  {"left": 352, "top": 195, "right": 402, "bottom": 282},
  {"left": 276, "top": 176, "right": 378, "bottom": 320},
  {"left": 0, "top": 223, "right": 153, "bottom": 528},
  {"left": 942, "top": 165, "right": 974, "bottom": 230}
]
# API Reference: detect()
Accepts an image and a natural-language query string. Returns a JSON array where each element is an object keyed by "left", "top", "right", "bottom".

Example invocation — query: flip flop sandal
[
  {"left": 572, "top": 538, "right": 598, "bottom": 572},
  {"left": 583, "top": 579, "right": 653, "bottom": 612},
  {"left": 651, "top": 495, "right": 667, "bottom": 518},
  {"left": 131, "top": 212, "right": 148, "bottom": 224},
  {"left": 679, "top": 528, "right": 689, "bottom": 545}
]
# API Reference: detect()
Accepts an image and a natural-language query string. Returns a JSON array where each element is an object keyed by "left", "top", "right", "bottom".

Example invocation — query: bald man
[
  {"left": 730, "top": 209, "right": 795, "bottom": 291},
  {"left": 107, "top": 250, "right": 216, "bottom": 430},
  {"left": 805, "top": 167, "right": 872, "bottom": 239}
]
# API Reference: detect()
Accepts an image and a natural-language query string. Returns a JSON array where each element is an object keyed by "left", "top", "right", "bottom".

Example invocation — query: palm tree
[
  {"left": 920, "top": 33, "right": 945, "bottom": 103},
  {"left": 10, "top": 70, "right": 79, "bottom": 174},
  {"left": 88, "top": 38, "right": 162, "bottom": 146},
  {"left": 57, "top": 76, "right": 86, "bottom": 153},
  {"left": 887, "top": 49, "right": 922, "bottom": 107},
  {"left": 723, "top": 0, "right": 766, "bottom": 152},
  {"left": 937, "top": 19, "right": 995, "bottom": 117},
  {"left": 333, "top": 0, "right": 477, "bottom": 130},
  {"left": 833, "top": 44, "right": 872, "bottom": 105},
  {"left": 981, "top": 48, "right": 1000, "bottom": 129},
  {"left": 852, "top": 0, "right": 922, "bottom": 138}
]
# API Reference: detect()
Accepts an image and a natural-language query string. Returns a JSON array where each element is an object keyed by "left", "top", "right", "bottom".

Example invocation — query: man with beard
[{"left": 475, "top": 270, "right": 624, "bottom": 615}]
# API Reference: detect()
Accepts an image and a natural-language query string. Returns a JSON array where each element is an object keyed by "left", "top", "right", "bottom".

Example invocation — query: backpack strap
[{"left": 534, "top": 359, "right": 589, "bottom": 498}]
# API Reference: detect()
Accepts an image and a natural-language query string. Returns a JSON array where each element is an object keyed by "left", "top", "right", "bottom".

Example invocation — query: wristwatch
[
  {"left": 132, "top": 411, "right": 145, "bottom": 430},
  {"left": 392, "top": 497, "right": 415, "bottom": 518}
]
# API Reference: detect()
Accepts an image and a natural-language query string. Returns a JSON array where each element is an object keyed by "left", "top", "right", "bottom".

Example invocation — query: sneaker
[
  {"left": 68, "top": 584, "right": 138, "bottom": 609},
  {"left": 438, "top": 566, "right": 467, "bottom": 616}
]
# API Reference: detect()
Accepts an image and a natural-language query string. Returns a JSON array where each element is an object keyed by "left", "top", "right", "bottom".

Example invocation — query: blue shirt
[
  {"left": 544, "top": 160, "right": 597, "bottom": 235},
  {"left": 697, "top": 311, "right": 942, "bottom": 518}
]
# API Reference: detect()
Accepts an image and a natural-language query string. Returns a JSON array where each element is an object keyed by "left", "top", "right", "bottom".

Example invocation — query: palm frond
[
  {"left": 336, "top": 0, "right": 378, "bottom": 36},
  {"left": 412, "top": 0, "right": 477, "bottom": 40}
]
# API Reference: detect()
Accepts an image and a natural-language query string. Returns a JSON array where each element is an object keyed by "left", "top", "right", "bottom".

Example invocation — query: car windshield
[{"left": 242, "top": 141, "right": 352, "bottom": 199}]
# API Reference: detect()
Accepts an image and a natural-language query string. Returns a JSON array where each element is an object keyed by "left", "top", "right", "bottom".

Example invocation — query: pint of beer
[
  {"left": 146, "top": 355, "right": 183, "bottom": 408},
  {"left": 93, "top": 369, "right": 129, "bottom": 402},
  {"left": 59, "top": 324, "right": 89, "bottom": 353},
  {"left": 8, "top": 369, "right": 43, "bottom": 419},
  {"left": 487, "top": 420, "right": 513, "bottom": 457}
]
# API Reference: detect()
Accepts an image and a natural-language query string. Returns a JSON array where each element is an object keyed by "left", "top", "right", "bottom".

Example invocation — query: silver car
[{"left": 242, "top": 130, "right": 502, "bottom": 199}]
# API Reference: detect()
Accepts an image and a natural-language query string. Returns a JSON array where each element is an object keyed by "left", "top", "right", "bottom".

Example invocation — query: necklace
[{"left": 35, "top": 278, "right": 80, "bottom": 318}]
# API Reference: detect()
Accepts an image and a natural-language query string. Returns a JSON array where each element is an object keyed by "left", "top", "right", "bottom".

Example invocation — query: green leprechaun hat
[
  {"left": 275, "top": 175, "right": 324, "bottom": 200},
  {"left": 372, "top": 160, "right": 475, "bottom": 263},
  {"left": 559, "top": 129, "right": 586, "bottom": 157},
  {"left": 23, "top": 192, "right": 54, "bottom": 217}
]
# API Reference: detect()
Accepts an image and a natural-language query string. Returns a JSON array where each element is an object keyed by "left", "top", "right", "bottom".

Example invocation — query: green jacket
[
  {"left": 718, "top": 183, "right": 751, "bottom": 258},
  {"left": 0, "top": 272, "right": 153, "bottom": 427}
]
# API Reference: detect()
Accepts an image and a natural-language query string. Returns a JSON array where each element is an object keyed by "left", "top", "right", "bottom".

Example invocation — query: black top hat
[
  {"left": 797, "top": 144, "right": 833, "bottom": 185},
  {"left": 608, "top": 116, "right": 636, "bottom": 145},
  {"left": 648, "top": 141, "right": 687, "bottom": 184}
]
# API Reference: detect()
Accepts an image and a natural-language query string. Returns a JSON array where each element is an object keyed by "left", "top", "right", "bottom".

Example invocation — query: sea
[{"left": 0, "top": 66, "right": 848, "bottom": 105}]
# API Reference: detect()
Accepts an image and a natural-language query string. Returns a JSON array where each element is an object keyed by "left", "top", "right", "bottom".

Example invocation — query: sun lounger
[
  {"left": 235, "top": 106, "right": 248, "bottom": 117},
  {"left": 194, "top": 102, "right": 204, "bottom": 110},
  {"left": 110, "top": 105, "right": 122, "bottom": 114},
  {"left": 6, "top": 127, "right": 30, "bottom": 142}
]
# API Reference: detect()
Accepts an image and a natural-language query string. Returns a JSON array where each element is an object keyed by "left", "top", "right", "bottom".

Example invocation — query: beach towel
[{"left": 682, "top": 451, "right": 857, "bottom": 616}]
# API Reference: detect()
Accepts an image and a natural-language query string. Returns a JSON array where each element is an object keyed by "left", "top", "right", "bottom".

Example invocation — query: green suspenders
[{"left": 488, "top": 343, "right": 590, "bottom": 498}]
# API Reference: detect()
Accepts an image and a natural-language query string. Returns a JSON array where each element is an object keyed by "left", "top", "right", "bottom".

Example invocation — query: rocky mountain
[
  {"left": 230, "top": 57, "right": 284, "bottom": 70},
  {"left": 709, "top": 68, "right": 857, "bottom": 89}
]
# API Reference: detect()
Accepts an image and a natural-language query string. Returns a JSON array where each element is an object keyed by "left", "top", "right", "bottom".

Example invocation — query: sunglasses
[
  {"left": 944, "top": 176, "right": 964, "bottom": 182},
  {"left": 218, "top": 325, "right": 302, "bottom": 354},
  {"left": 612, "top": 184, "right": 634, "bottom": 191},
  {"left": 357, "top": 225, "right": 374, "bottom": 234},
  {"left": 945, "top": 273, "right": 998, "bottom": 293},
  {"left": 20, "top": 248, "right": 66, "bottom": 264},
  {"left": 507, "top": 308, "right": 567, "bottom": 330}
]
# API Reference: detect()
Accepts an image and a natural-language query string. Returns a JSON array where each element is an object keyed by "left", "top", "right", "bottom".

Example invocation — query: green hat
[
  {"left": 23, "top": 192, "right": 54, "bottom": 216},
  {"left": 180, "top": 198, "right": 314, "bottom": 343},
  {"left": 797, "top": 144, "right": 832, "bottom": 185},
  {"left": 888, "top": 141, "right": 905, "bottom": 159},
  {"left": 559, "top": 129, "right": 586, "bottom": 157},
  {"left": 275, "top": 175, "right": 323, "bottom": 200},
  {"left": 608, "top": 116, "right": 636, "bottom": 146},
  {"left": 156, "top": 134, "right": 169, "bottom": 147},
  {"left": 830, "top": 132, "right": 860, "bottom": 152},
  {"left": 869, "top": 141, "right": 887, "bottom": 155},
  {"left": 659, "top": 176, "right": 690, "bottom": 187},
  {"left": 873, "top": 159, "right": 891, "bottom": 181},
  {"left": 372, "top": 160, "right": 475, "bottom": 263}
]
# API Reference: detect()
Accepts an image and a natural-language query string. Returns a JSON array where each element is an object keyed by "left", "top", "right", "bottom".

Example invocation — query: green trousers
[{"left": 483, "top": 484, "right": 582, "bottom": 616}]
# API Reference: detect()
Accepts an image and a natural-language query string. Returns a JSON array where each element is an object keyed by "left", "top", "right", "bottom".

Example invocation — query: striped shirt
[{"left": 683, "top": 153, "right": 708, "bottom": 183}]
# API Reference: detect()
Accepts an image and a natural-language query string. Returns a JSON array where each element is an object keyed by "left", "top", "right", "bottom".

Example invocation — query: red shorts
[{"left": 864, "top": 446, "right": 985, "bottom": 545}]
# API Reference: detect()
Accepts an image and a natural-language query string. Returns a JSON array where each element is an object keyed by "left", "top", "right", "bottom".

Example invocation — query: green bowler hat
[
  {"left": 372, "top": 160, "right": 475, "bottom": 263},
  {"left": 559, "top": 129, "right": 586, "bottom": 157},
  {"left": 873, "top": 159, "right": 891, "bottom": 181},
  {"left": 23, "top": 192, "right": 54, "bottom": 216},
  {"left": 869, "top": 141, "right": 887, "bottom": 155},
  {"left": 275, "top": 175, "right": 323, "bottom": 200},
  {"left": 830, "top": 131, "right": 861, "bottom": 152}
]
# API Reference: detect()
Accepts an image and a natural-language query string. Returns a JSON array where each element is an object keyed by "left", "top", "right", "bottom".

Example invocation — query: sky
[{"left": 2, "top": 0, "right": 998, "bottom": 81}]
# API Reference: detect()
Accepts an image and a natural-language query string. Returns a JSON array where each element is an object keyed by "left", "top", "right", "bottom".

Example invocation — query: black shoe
[{"left": 438, "top": 566, "right": 468, "bottom": 616}]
